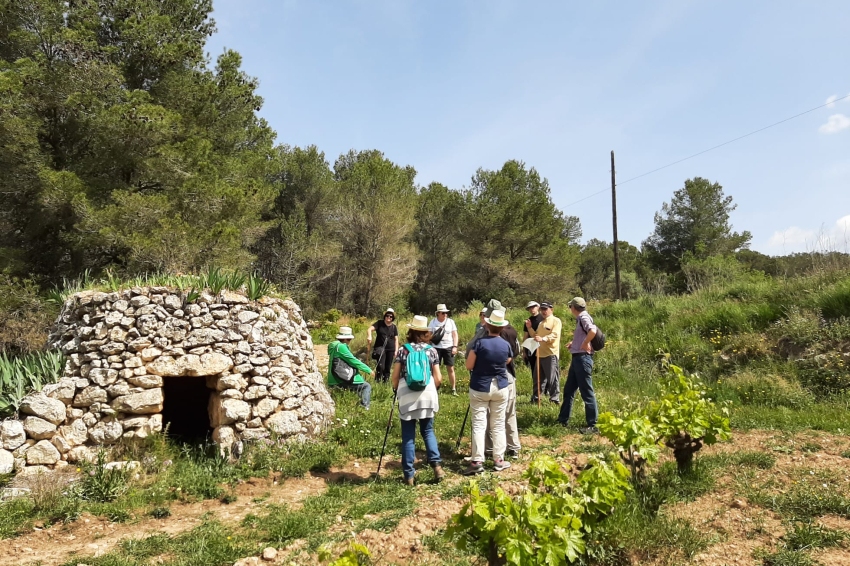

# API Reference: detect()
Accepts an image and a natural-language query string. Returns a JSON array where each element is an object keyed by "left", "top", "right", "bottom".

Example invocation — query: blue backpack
[{"left": 404, "top": 344, "right": 432, "bottom": 391}]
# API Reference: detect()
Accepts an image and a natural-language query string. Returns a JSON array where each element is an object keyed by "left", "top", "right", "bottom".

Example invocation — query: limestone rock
[
  {"left": 20, "top": 393, "right": 67, "bottom": 425},
  {"left": 184, "top": 328, "right": 226, "bottom": 348},
  {"left": 26, "top": 440, "right": 61, "bottom": 465},
  {"left": 42, "top": 379, "right": 76, "bottom": 403},
  {"left": 146, "top": 353, "right": 233, "bottom": 377},
  {"left": 266, "top": 411, "right": 300, "bottom": 436},
  {"left": 88, "top": 421, "right": 124, "bottom": 444},
  {"left": 1, "top": 420, "right": 26, "bottom": 450},
  {"left": 67, "top": 445, "right": 95, "bottom": 463},
  {"left": 23, "top": 416, "right": 57, "bottom": 440},
  {"left": 210, "top": 397, "right": 251, "bottom": 426},
  {"left": 237, "top": 311, "right": 260, "bottom": 324},
  {"left": 73, "top": 386, "right": 109, "bottom": 407},
  {"left": 57, "top": 419, "right": 89, "bottom": 446},
  {"left": 221, "top": 290, "right": 249, "bottom": 304},
  {"left": 0, "top": 449, "right": 13, "bottom": 474},
  {"left": 253, "top": 398, "right": 279, "bottom": 419},
  {"left": 89, "top": 367, "right": 119, "bottom": 387},
  {"left": 126, "top": 374, "right": 163, "bottom": 389},
  {"left": 112, "top": 388, "right": 163, "bottom": 414}
]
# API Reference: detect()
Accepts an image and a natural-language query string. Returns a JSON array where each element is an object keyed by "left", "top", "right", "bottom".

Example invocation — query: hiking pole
[
  {"left": 455, "top": 404, "right": 470, "bottom": 452},
  {"left": 375, "top": 389, "right": 398, "bottom": 479}
]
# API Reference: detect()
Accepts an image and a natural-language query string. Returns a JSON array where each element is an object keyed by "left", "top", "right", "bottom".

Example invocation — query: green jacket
[{"left": 327, "top": 340, "right": 372, "bottom": 386}]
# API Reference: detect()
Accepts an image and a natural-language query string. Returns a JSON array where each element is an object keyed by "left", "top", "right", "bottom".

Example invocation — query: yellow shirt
[{"left": 529, "top": 314, "right": 562, "bottom": 358}]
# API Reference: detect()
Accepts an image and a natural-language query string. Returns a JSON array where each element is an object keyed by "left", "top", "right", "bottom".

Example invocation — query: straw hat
[
  {"left": 435, "top": 304, "right": 450, "bottom": 313},
  {"left": 336, "top": 326, "right": 354, "bottom": 340},
  {"left": 484, "top": 310, "right": 509, "bottom": 327},
  {"left": 407, "top": 315, "right": 430, "bottom": 331}
]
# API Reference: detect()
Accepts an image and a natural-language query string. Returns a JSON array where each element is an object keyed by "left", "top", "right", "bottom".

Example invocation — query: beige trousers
[
  {"left": 469, "top": 379, "right": 510, "bottom": 462},
  {"left": 485, "top": 380, "right": 520, "bottom": 452}
]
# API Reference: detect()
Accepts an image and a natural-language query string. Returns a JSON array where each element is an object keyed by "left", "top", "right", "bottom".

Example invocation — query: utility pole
[{"left": 611, "top": 151, "right": 621, "bottom": 300}]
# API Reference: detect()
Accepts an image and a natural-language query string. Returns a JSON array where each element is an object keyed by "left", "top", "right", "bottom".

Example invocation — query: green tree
[
  {"left": 578, "top": 239, "right": 644, "bottom": 299},
  {"left": 331, "top": 150, "right": 419, "bottom": 315},
  {"left": 643, "top": 177, "right": 751, "bottom": 273},
  {"left": 0, "top": 0, "right": 275, "bottom": 280},
  {"left": 409, "top": 182, "right": 467, "bottom": 312},
  {"left": 254, "top": 145, "right": 337, "bottom": 308},
  {"left": 461, "top": 161, "right": 582, "bottom": 304}
]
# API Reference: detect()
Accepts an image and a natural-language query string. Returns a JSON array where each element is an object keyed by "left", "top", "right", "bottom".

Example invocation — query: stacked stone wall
[{"left": 0, "top": 288, "right": 334, "bottom": 474}]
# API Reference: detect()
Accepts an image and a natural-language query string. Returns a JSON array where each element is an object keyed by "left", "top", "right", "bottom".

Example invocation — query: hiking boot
[
  {"left": 580, "top": 426, "right": 600, "bottom": 435},
  {"left": 403, "top": 477, "right": 414, "bottom": 486},
  {"left": 493, "top": 459, "right": 512, "bottom": 472},
  {"left": 463, "top": 462, "right": 484, "bottom": 476},
  {"left": 432, "top": 464, "right": 445, "bottom": 481}
]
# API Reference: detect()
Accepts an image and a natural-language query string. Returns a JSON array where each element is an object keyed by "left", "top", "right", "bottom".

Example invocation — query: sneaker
[
  {"left": 432, "top": 464, "right": 445, "bottom": 481},
  {"left": 580, "top": 426, "right": 600, "bottom": 435},
  {"left": 506, "top": 449, "right": 521, "bottom": 459},
  {"left": 451, "top": 389, "right": 458, "bottom": 397},
  {"left": 493, "top": 459, "right": 512, "bottom": 472},
  {"left": 463, "top": 462, "right": 484, "bottom": 476},
  {"left": 403, "top": 477, "right": 414, "bottom": 486}
]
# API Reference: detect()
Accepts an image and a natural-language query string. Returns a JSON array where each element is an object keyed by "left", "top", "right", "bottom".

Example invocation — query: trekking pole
[
  {"left": 375, "top": 389, "right": 398, "bottom": 479},
  {"left": 455, "top": 404, "right": 470, "bottom": 452}
]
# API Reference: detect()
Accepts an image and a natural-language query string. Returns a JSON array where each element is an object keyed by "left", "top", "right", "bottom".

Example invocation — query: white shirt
[{"left": 428, "top": 317, "right": 457, "bottom": 350}]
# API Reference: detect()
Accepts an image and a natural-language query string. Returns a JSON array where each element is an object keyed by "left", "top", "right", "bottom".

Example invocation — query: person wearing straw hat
[
  {"left": 327, "top": 326, "right": 374, "bottom": 410},
  {"left": 429, "top": 304, "right": 459, "bottom": 396},
  {"left": 391, "top": 315, "right": 444, "bottom": 486},
  {"left": 367, "top": 308, "right": 399, "bottom": 383},
  {"left": 484, "top": 316, "right": 522, "bottom": 458},
  {"left": 525, "top": 301, "right": 562, "bottom": 404},
  {"left": 463, "top": 309, "right": 513, "bottom": 475}
]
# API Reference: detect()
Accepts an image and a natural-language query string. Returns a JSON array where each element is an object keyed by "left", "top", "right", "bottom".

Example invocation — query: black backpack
[
  {"left": 590, "top": 329, "right": 606, "bottom": 351},
  {"left": 430, "top": 324, "right": 445, "bottom": 345}
]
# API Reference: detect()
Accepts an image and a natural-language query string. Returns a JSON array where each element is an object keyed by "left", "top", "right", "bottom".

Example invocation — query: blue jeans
[
  {"left": 340, "top": 381, "right": 372, "bottom": 409},
  {"left": 400, "top": 417, "right": 441, "bottom": 480},
  {"left": 557, "top": 353, "right": 598, "bottom": 426}
]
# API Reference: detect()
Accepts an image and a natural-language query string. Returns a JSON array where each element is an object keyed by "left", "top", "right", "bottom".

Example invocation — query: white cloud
[
  {"left": 767, "top": 215, "right": 850, "bottom": 254},
  {"left": 826, "top": 94, "right": 839, "bottom": 108},
  {"left": 819, "top": 113, "right": 850, "bottom": 134}
]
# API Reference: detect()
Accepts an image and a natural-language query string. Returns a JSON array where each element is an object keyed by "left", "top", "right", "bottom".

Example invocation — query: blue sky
[{"left": 206, "top": 1, "right": 850, "bottom": 255}]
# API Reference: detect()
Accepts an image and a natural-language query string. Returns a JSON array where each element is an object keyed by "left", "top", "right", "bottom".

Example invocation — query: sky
[{"left": 205, "top": 1, "right": 850, "bottom": 256}]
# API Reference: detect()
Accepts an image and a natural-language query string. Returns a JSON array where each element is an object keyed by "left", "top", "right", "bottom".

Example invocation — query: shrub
[
  {"left": 319, "top": 542, "right": 372, "bottom": 565},
  {"left": 645, "top": 361, "right": 731, "bottom": 473},
  {"left": 818, "top": 278, "right": 850, "bottom": 319},
  {"left": 79, "top": 450, "right": 129, "bottom": 503},
  {"left": 0, "top": 350, "right": 65, "bottom": 418},
  {"left": 446, "top": 454, "right": 631, "bottom": 565},
  {"left": 0, "top": 276, "right": 58, "bottom": 355},
  {"left": 796, "top": 353, "right": 850, "bottom": 398}
]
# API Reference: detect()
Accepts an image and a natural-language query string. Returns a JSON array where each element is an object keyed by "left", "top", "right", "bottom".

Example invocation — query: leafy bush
[
  {"left": 0, "top": 276, "right": 59, "bottom": 355},
  {"left": 818, "top": 278, "right": 850, "bottom": 319},
  {"left": 645, "top": 361, "right": 731, "bottom": 472},
  {"left": 796, "top": 353, "right": 850, "bottom": 398},
  {"left": 0, "top": 350, "right": 65, "bottom": 417},
  {"left": 319, "top": 542, "right": 372, "bottom": 565},
  {"left": 446, "top": 454, "right": 631, "bottom": 565}
]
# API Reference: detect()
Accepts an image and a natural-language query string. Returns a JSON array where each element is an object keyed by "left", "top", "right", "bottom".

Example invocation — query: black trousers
[{"left": 373, "top": 348, "right": 394, "bottom": 382}]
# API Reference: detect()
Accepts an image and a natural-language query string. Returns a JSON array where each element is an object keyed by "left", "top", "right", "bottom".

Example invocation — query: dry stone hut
[{"left": 0, "top": 287, "right": 334, "bottom": 474}]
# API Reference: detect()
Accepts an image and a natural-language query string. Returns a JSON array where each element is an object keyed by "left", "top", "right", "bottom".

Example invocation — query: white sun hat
[
  {"left": 526, "top": 301, "right": 540, "bottom": 309},
  {"left": 336, "top": 326, "right": 355, "bottom": 340},
  {"left": 485, "top": 310, "right": 509, "bottom": 327},
  {"left": 407, "top": 315, "right": 430, "bottom": 331},
  {"left": 435, "top": 303, "right": 450, "bottom": 313}
]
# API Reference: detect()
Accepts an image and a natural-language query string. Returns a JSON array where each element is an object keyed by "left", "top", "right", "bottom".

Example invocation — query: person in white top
[{"left": 429, "top": 304, "right": 459, "bottom": 395}]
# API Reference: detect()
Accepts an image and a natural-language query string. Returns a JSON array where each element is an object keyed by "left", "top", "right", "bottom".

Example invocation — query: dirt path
[{"left": 314, "top": 343, "right": 329, "bottom": 373}]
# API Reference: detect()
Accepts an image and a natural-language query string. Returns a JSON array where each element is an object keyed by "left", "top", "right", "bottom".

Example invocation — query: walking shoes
[
  {"left": 463, "top": 461, "right": 484, "bottom": 475},
  {"left": 432, "top": 464, "right": 445, "bottom": 481},
  {"left": 493, "top": 459, "right": 512, "bottom": 472}
]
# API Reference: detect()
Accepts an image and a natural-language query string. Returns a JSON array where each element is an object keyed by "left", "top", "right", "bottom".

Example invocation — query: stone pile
[{"left": 0, "top": 288, "right": 334, "bottom": 475}]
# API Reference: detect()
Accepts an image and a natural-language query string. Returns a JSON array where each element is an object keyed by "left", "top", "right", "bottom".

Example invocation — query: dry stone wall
[{"left": 0, "top": 288, "right": 334, "bottom": 474}]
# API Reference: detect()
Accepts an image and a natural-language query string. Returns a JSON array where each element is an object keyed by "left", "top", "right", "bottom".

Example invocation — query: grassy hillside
[{"left": 2, "top": 271, "right": 850, "bottom": 565}]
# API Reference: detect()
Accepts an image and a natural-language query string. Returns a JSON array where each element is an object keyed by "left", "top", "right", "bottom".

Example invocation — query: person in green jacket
[{"left": 327, "top": 326, "right": 373, "bottom": 410}]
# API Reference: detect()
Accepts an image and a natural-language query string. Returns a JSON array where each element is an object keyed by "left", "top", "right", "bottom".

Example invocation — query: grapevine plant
[
  {"left": 597, "top": 410, "right": 660, "bottom": 482},
  {"left": 646, "top": 362, "right": 731, "bottom": 472},
  {"left": 446, "top": 454, "right": 631, "bottom": 565}
]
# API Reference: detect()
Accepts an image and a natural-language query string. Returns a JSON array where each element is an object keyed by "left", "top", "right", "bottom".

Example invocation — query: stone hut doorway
[{"left": 161, "top": 376, "right": 214, "bottom": 442}]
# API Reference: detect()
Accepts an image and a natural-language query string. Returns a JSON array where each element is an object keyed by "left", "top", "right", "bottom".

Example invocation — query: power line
[{"left": 563, "top": 93, "right": 850, "bottom": 208}]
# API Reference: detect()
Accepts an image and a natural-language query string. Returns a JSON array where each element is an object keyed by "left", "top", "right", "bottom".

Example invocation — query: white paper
[{"left": 522, "top": 338, "right": 539, "bottom": 353}]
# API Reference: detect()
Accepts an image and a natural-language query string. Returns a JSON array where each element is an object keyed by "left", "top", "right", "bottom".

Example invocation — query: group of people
[{"left": 325, "top": 298, "right": 600, "bottom": 484}]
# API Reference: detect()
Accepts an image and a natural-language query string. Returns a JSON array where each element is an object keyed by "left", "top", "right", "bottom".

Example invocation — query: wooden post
[{"left": 611, "top": 151, "right": 621, "bottom": 300}]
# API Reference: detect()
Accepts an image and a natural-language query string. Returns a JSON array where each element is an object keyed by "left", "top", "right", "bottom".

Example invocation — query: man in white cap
[
  {"left": 327, "top": 326, "right": 374, "bottom": 409},
  {"left": 429, "top": 304, "right": 459, "bottom": 395}
]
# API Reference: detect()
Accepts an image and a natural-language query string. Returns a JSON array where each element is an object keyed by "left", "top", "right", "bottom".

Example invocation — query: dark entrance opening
[{"left": 161, "top": 376, "right": 213, "bottom": 442}]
